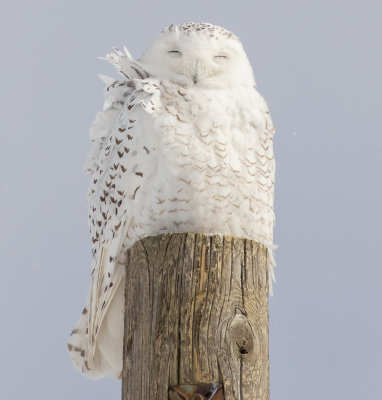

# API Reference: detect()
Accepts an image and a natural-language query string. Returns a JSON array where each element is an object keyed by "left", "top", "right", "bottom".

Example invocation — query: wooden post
[{"left": 122, "top": 233, "right": 269, "bottom": 400}]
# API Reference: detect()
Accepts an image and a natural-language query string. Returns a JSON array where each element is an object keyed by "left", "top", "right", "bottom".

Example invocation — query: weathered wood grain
[{"left": 122, "top": 233, "right": 269, "bottom": 400}]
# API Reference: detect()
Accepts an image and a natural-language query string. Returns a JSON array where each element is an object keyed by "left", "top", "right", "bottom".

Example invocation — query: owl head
[{"left": 139, "top": 22, "right": 256, "bottom": 89}]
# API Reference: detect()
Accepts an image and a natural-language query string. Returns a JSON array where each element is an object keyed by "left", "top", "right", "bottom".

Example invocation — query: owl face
[{"left": 139, "top": 23, "right": 256, "bottom": 89}]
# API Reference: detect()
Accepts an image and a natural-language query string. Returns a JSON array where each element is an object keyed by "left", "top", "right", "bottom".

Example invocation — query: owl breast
[{"left": 120, "top": 79, "right": 274, "bottom": 253}]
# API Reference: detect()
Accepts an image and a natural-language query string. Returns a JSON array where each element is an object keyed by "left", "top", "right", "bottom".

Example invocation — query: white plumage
[{"left": 68, "top": 22, "right": 275, "bottom": 379}]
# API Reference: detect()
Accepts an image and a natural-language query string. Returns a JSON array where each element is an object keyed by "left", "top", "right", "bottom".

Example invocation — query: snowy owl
[{"left": 68, "top": 22, "right": 275, "bottom": 380}]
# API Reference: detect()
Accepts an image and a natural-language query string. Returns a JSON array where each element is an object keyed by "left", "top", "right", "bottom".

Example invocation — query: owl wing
[
  {"left": 87, "top": 78, "right": 161, "bottom": 349},
  {"left": 68, "top": 56, "right": 161, "bottom": 377}
]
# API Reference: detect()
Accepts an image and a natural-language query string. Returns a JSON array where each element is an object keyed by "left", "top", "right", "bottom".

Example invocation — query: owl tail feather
[
  {"left": 67, "top": 264, "right": 125, "bottom": 379},
  {"left": 67, "top": 305, "right": 109, "bottom": 379}
]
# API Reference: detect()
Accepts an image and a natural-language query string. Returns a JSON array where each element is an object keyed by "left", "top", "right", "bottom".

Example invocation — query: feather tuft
[{"left": 98, "top": 74, "right": 115, "bottom": 86}]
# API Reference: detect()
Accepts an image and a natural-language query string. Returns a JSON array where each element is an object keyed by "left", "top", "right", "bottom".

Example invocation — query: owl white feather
[{"left": 68, "top": 22, "right": 275, "bottom": 380}]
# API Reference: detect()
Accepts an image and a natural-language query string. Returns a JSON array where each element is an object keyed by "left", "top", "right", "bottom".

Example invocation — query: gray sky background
[{"left": 1, "top": 1, "right": 381, "bottom": 399}]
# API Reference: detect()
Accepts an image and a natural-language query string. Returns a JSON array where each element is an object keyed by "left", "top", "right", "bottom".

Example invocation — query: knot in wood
[{"left": 229, "top": 312, "right": 255, "bottom": 356}]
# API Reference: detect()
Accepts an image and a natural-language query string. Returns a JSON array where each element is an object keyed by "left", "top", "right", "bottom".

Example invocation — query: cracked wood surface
[{"left": 122, "top": 233, "right": 269, "bottom": 400}]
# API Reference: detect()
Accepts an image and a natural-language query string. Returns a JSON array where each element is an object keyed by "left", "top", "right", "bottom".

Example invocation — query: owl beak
[{"left": 192, "top": 74, "right": 198, "bottom": 85}]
